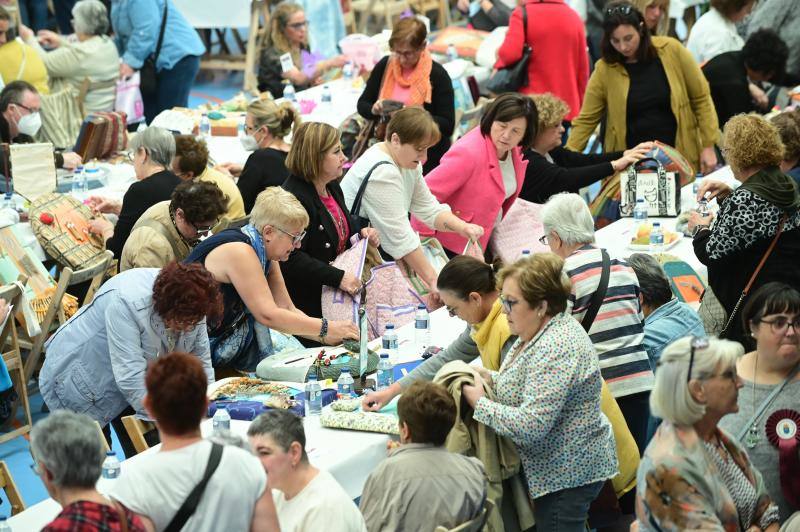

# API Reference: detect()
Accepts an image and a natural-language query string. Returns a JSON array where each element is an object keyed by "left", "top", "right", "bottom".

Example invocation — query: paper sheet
[{"left": 9, "top": 143, "right": 57, "bottom": 200}]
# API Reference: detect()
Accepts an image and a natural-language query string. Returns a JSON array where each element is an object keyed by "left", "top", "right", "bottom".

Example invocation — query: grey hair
[
  {"left": 626, "top": 253, "right": 673, "bottom": 308},
  {"left": 129, "top": 127, "right": 176, "bottom": 168},
  {"left": 541, "top": 193, "right": 595, "bottom": 246},
  {"left": 247, "top": 410, "right": 308, "bottom": 462},
  {"left": 650, "top": 337, "right": 742, "bottom": 426},
  {"left": 71, "top": 0, "right": 109, "bottom": 36},
  {"left": 30, "top": 410, "right": 106, "bottom": 489}
]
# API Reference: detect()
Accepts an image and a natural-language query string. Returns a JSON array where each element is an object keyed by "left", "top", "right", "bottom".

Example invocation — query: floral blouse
[{"left": 636, "top": 422, "right": 779, "bottom": 531}]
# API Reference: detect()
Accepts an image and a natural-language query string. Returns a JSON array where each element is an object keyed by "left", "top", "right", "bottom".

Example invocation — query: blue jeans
[
  {"left": 53, "top": 0, "right": 77, "bottom": 34},
  {"left": 143, "top": 54, "right": 201, "bottom": 124},
  {"left": 533, "top": 481, "right": 604, "bottom": 532},
  {"left": 18, "top": 0, "right": 49, "bottom": 31}
]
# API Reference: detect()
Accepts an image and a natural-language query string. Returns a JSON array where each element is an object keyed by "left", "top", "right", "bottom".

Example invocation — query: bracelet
[{"left": 319, "top": 318, "right": 329, "bottom": 339}]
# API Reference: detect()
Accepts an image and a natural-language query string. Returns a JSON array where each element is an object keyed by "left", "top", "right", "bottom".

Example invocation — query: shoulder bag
[
  {"left": 581, "top": 249, "right": 610, "bottom": 332},
  {"left": 163, "top": 442, "right": 224, "bottom": 532},
  {"left": 348, "top": 160, "right": 393, "bottom": 233},
  {"left": 140, "top": 0, "right": 168, "bottom": 97},
  {"left": 486, "top": 3, "right": 531, "bottom": 94}
]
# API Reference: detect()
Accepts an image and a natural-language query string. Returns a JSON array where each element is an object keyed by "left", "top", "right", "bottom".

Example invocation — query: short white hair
[
  {"left": 72, "top": 0, "right": 109, "bottom": 36},
  {"left": 541, "top": 193, "right": 595, "bottom": 246},
  {"left": 650, "top": 336, "right": 742, "bottom": 426},
  {"left": 129, "top": 126, "right": 176, "bottom": 168}
]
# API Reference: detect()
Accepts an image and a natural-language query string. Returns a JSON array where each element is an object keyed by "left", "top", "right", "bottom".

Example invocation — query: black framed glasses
[
  {"left": 538, "top": 234, "right": 548, "bottom": 246},
  {"left": 605, "top": 3, "right": 634, "bottom": 16},
  {"left": 499, "top": 295, "right": 519, "bottom": 314},
  {"left": 445, "top": 304, "right": 457, "bottom": 317},
  {"left": 275, "top": 226, "right": 307, "bottom": 245},
  {"left": 686, "top": 336, "right": 709, "bottom": 383},
  {"left": 758, "top": 316, "right": 800, "bottom": 335}
]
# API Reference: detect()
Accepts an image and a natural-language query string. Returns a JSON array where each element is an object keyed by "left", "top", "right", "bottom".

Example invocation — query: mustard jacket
[{"left": 566, "top": 36, "right": 719, "bottom": 170}]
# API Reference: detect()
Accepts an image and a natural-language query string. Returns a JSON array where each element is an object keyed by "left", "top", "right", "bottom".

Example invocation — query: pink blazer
[{"left": 411, "top": 127, "right": 528, "bottom": 253}]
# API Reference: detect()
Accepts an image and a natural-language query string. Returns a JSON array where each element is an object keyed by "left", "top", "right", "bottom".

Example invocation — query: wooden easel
[{"left": 0, "top": 277, "right": 33, "bottom": 445}]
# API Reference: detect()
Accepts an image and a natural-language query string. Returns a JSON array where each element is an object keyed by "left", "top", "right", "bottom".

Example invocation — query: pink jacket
[{"left": 411, "top": 127, "right": 528, "bottom": 253}]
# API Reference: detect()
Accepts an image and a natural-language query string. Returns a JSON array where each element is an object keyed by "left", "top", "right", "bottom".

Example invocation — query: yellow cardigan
[
  {"left": 566, "top": 36, "right": 718, "bottom": 170},
  {"left": 0, "top": 40, "right": 50, "bottom": 95}
]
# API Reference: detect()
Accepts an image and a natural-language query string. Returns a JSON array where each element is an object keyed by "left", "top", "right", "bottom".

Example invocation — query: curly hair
[
  {"left": 173, "top": 135, "right": 210, "bottom": 178},
  {"left": 742, "top": 29, "right": 788, "bottom": 80},
  {"left": 145, "top": 352, "right": 208, "bottom": 435},
  {"left": 496, "top": 253, "right": 572, "bottom": 315},
  {"left": 530, "top": 93, "right": 570, "bottom": 132},
  {"left": 770, "top": 111, "right": 800, "bottom": 163},
  {"left": 397, "top": 381, "right": 456, "bottom": 445},
  {"left": 722, "top": 114, "right": 784, "bottom": 171},
  {"left": 152, "top": 262, "right": 223, "bottom": 328},
  {"left": 170, "top": 181, "right": 228, "bottom": 226}
]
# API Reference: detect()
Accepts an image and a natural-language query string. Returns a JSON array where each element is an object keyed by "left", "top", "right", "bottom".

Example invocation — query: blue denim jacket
[
  {"left": 111, "top": 0, "right": 204, "bottom": 70},
  {"left": 39, "top": 268, "right": 213, "bottom": 426},
  {"left": 643, "top": 298, "right": 705, "bottom": 369}
]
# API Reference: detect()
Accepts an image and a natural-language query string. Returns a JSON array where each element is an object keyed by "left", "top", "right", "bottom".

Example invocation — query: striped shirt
[{"left": 565, "top": 245, "right": 654, "bottom": 398}]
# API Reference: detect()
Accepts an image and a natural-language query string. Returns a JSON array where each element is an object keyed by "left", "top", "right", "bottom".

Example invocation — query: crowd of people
[{"left": 2, "top": 0, "right": 800, "bottom": 530}]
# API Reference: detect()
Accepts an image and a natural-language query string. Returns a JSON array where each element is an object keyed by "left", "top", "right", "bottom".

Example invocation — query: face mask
[
  {"left": 17, "top": 111, "right": 42, "bottom": 137},
  {"left": 240, "top": 134, "right": 259, "bottom": 152}
]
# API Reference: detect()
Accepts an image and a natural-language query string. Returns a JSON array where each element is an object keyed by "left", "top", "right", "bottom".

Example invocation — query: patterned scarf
[
  {"left": 378, "top": 49, "right": 433, "bottom": 107},
  {"left": 241, "top": 224, "right": 268, "bottom": 272}
]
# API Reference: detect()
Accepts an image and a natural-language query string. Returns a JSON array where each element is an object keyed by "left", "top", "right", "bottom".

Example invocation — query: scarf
[
  {"left": 241, "top": 224, "right": 268, "bottom": 272},
  {"left": 740, "top": 166, "right": 800, "bottom": 212},
  {"left": 378, "top": 49, "right": 433, "bottom": 107},
  {"left": 470, "top": 299, "right": 509, "bottom": 371}
]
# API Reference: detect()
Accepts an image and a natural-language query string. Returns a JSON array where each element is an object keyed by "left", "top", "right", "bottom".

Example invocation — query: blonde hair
[
  {"left": 629, "top": 0, "right": 670, "bottom": 35},
  {"left": 496, "top": 253, "right": 571, "bottom": 315},
  {"left": 248, "top": 99, "right": 300, "bottom": 140},
  {"left": 530, "top": 93, "right": 570, "bottom": 132},
  {"left": 250, "top": 187, "right": 309, "bottom": 232},
  {"left": 267, "top": 2, "right": 305, "bottom": 65},
  {"left": 723, "top": 114, "right": 784, "bottom": 171},
  {"left": 386, "top": 107, "right": 441, "bottom": 149},
  {"left": 286, "top": 122, "right": 340, "bottom": 182}
]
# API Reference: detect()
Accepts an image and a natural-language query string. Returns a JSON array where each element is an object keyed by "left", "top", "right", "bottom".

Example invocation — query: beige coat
[
  {"left": 120, "top": 201, "right": 191, "bottom": 271},
  {"left": 196, "top": 167, "right": 246, "bottom": 230}
]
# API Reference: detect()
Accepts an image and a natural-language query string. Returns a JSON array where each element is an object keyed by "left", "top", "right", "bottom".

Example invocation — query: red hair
[
  {"left": 145, "top": 352, "right": 208, "bottom": 435},
  {"left": 152, "top": 262, "right": 222, "bottom": 327}
]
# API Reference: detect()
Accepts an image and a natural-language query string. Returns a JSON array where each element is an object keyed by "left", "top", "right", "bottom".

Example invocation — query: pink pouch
[{"left": 489, "top": 198, "right": 549, "bottom": 263}]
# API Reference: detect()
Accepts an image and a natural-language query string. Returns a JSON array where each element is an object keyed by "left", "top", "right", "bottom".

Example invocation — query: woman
[
  {"left": 690, "top": 114, "right": 800, "bottom": 347},
  {"left": 31, "top": 411, "right": 145, "bottom": 531},
  {"left": 520, "top": 92, "right": 650, "bottom": 204},
  {"left": 38, "top": 262, "right": 221, "bottom": 458},
  {"left": 630, "top": 0, "right": 669, "bottom": 35},
  {"left": 281, "top": 122, "right": 380, "bottom": 331},
  {"left": 457, "top": 0, "right": 513, "bottom": 32},
  {"left": 461, "top": 253, "right": 618, "bottom": 529},
  {"left": 185, "top": 186, "right": 358, "bottom": 372},
  {"left": 0, "top": 6, "right": 49, "bottom": 94},
  {"left": 256, "top": 2, "right": 346, "bottom": 99},
  {"left": 341, "top": 108, "right": 483, "bottom": 304},
  {"left": 635, "top": 336, "right": 781, "bottom": 530},
  {"left": 542, "top": 192, "right": 653, "bottom": 453},
  {"left": 771, "top": 110, "right": 800, "bottom": 185},
  {"left": 217, "top": 99, "right": 299, "bottom": 214},
  {"left": 746, "top": 0, "right": 800, "bottom": 83},
  {"left": 19, "top": 0, "right": 118, "bottom": 114},
  {"left": 357, "top": 17, "right": 454, "bottom": 174},
  {"left": 88, "top": 126, "right": 181, "bottom": 258},
  {"left": 566, "top": 2, "right": 719, "bottom": 197},
  {"left": 719, "top": 283, "right": 800, "bottom": 520},
  {"left": 111, "top": 352, "right": 279, "bottom": 532},
  {"left": 247, "top": 409, "right": 367, "bottom": 532},
  {"left": 494, "top": 0, "right": 588, "bottom": 125},
  {"left": 110, "top": 0, "right": 205, "bottom": 123},
  {"left": 411, "top": 93, "right": 536, "bottom": 256},
  {"left": 686, "top": 0, "right": 754, "bottom": 64}
]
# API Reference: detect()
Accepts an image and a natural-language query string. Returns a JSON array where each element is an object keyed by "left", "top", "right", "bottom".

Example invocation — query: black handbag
[
  {"left": 486, "top": 4, "right": 531, "bottom": 94},
  {"left": 348, "top": 161, "right": 393, "bottom": 233},
  {"left": 140, "top": 0, "right": 169, "bottom": 97}
]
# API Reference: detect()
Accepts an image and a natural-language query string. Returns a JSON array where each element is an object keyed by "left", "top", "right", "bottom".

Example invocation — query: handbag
[
  {"left": 140, "top": 0, "right": 168, "bottom": 98},
  {"left": 697, "top": 286, "right": 728, "bottom": 336},
  {"left": 163, "top": 443, "right": 223, "bottom": 532},
  {"left": 486, "top": 5, "right": 531, "bottom": 94},
  {"left": 348, "top": 161, "right": 393, "bottom": 234},
  {"left": 619, "top": 157, "right": 681, "bottom": 217},
  {"left": 489, "top": 198, "right": 548, "bottom": 264},
  {"left": 398, "top": 237, "right": 449, "bottom": 297},
  {"left": 115, "top": 72, "right": 145, "bottom": 124}
]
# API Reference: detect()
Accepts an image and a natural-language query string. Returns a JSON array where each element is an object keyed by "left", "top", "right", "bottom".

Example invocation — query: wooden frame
[
  {"left": 121, "top": 416, "right": 157, "bottom": 455},
  {"left": 0, "top": 460, "right": 25, "bottom": 516},
  {"left": 0, "top": 277, "right": 33, "bottom": 444}
]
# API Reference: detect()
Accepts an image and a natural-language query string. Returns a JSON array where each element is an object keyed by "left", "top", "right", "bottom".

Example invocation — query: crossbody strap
[
  {"left": 110, "top": 501, "right": 131, "bottom": 532},
  {"left": 735, "top": 363, "right": 800, "bottom": 442},
  {"left": 153, "top": 0, "right": 169, "bottom": 64},
  {"left": 581, "top": 249, "right": 610, "bottom": 332},
  {"left": 163, "top": 443, "right": 224, "bottom": 532},
  {"left": 350, "top": 161, "right": 393, "bottom": 220}
]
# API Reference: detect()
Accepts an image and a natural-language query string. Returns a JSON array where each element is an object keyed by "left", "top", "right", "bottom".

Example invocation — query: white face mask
[
  {"left": 17, "top": 110, "right": 42, "bottom": 137},
  {"left": 239, "top": 134, "right": 259, "bottom": 152}
]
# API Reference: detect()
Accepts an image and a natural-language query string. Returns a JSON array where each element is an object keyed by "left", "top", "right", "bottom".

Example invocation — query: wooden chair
[
  {"left": 0, "top": 277, "right": 33, "bottom": 444},
  {"left": 121, "top": 416, "right": 157, "bottom": 455},
  {"left": 94, "top": 420, "right": 110, "bottom": 453},
  {"left": 408, "top": 0, "right": 449, "bottom": 29},
  {"left": 0, "top": 460, "right": 25, "bottom": 516},
  {"left": 434, "top": 499, "right": 494, "bottom": 532},
  {"left": 351, "top": 0, "right": 410, "bottom": 33},
  {"left": 452, "top": 96, "right": 491, "bottom": 143},
  {"left": 22, "top": 250, "right": 114, "bottom": 383}
]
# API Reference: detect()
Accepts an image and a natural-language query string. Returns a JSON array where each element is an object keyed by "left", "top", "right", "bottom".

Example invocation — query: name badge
[{"left": 280, "top": 53, "right": 294, "bottom": 73}]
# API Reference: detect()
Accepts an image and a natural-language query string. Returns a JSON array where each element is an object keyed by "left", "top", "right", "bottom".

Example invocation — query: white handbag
[{"left": 619, "top": 158, "right": 681, "bottom": 217}]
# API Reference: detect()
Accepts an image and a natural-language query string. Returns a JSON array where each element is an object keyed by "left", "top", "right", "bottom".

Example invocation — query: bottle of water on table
[
  {"left": 0, "top": 515, "right": 10, "bottom": 532},
  {"left": 71, "top": 165, "right": 85, "bottom": 195},
  {"left": 692, "top": 172, "right": 703, "bottom": 196},
  {"left": 649, "top": 222, "right": 664, "bottom": 253},
  {"left": 377, "top": 353, "right": 394, "bottom": 390},
  {"left": 199, "top": 112, "right": 211, "bottom": 139},
  {"left": 102, "top": 451, "right": 120, "bottom": 480},
  {"left": 212, "top": 404, "right": 231, "bottom": 432},
  {"left": 321, "top": 84, "right": 332, "bottom": 105},
  {"left": 447, "top": 44, "right": 459, "bottom": 62},
  {"left": 382, "top": 323, "right": 399, "bottom": 362},
  {"left": 414, "top": 304, "right": 430, "bottom": 355},
  {"left": 2, "top": 192, "right": 13, "bottom": 211},
  {"left": 633, "top": 198, "right": 648, "bottom": 224},
  {"left": 283, "top": 82, "right": 296, "bottom": 102},
  {"left": 337, "top": 367, "right": 354, "bottom": 399},
  {"left": 343, "top": 61, "right": 354, "bottom": 82},
  {"left": 305, "top": 375, "right": 322, "bottom": 416}
]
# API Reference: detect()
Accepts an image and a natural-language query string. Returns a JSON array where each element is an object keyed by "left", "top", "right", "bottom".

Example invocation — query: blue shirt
[
  {"left": 643, "top": 298, "right": 705, "bottom": 369},
  {"left": 111, "top": 0, "right": 204, "bottom": 71}
]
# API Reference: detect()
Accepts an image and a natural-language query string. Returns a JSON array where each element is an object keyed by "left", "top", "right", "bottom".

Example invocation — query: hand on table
[
  {"left": 339, "top": 272, "right": 362, "bottom": 296},
  {"left": 36, "top": 29, "right": 61, "bottom": 48},
  {"left": 87, "top": 196, "right": 122, "bottom": 215},
  {"left": 360, "top": 227, "right": 380, "bottom": 248},
  {"left": 695, "top": 179, "right": 732, "bottom": 202},
  {"left": 119, "top": 62, "right": 135, "bottom": 79},
  {"left": 325, "top": 320, "right": 359, "bottom": 344},
  {"left": 699, "top": 146, "right": 718, "bottom": 175},
  {"left": 362, "top": 386, "right": 398, "bottom": 412},
  {"left": 61, "top": 151, "right": 83, "bottom": 170},
  {"left": 88, "top": 217, "right": 114, "bottom": 240},
  {"left": 324, "top": 55, "right": 348, "bottom": 70},
  {"left": 461, "top": 381, "right": 485, "bottom": 408}
]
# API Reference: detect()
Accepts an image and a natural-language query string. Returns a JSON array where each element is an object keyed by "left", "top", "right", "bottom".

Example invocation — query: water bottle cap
[
  {"left": 385, "top": 324, "right": 394, "bottom": 329},
  {"left": 417, "top": 304, "right": 426, "bottom": 310},
  {"left": 3, "top": 192, "right": 11, "bottom": 199},
  {"left": 106, "top": 451, "right": 115, "bottom": 456},
  {"left": 636, "top": 198, "right": 644, "bottom": 203},
  {"left": 308, "top": 374, "right": 317, "bottom": 381},
  {"left": 696, "top": 172, "right": 703, "bottom": 177},
  {"left": 340, "top": 367, "right": 350, "bottom": 374},
  {"left": 380, "top": 353, "right": 390, "bottom": 359},
  {"left": 217, "top": 403, "right": 227, "bottom": 410},
  {"left": 653, "top": 222, "right": 661, "bottom": 227}
]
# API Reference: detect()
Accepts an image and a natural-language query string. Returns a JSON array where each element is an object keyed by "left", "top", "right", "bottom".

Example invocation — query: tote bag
[{"left": 489, "top": 198, "right": 548, "bottom": 263}]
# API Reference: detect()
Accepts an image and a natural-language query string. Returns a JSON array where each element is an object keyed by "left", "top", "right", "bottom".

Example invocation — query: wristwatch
[{"left": 691, "top": 225, "right": 710, "bottom": 238}]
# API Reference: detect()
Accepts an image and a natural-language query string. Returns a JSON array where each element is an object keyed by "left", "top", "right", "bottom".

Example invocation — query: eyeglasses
[
  {"left": 707, "top": 368, "right": 739, "bottom": 382},
  {"left": 686, "top": 336, "right": 709, "bottom": 383},
  {"left": 758, "top": 316, "right": 800, "bottom": 335},
  {"left": 538, "top": 234, "right": 548, "bottom": 246},
  {"left": 275, "top": 226, "right": 307, "bottom": 245},
  {"left": 393, "top": 48, "right": 422, "bottom": 59},
  {"left": 287, "top": 21, "right": 309, "bottom": 30},
  {"left": 13, "top": 102, "right": 39, "bottom": 114},
  {"left": 499, "top": 294, "right": 519, "bottom": 314},
  {"left": 191, "top": 221, "right": 216, "bottom": 238},
  {"left": 605, "top": 4, "right": 634, "bottom": 16},
  {"left": 445, "top": 305, "right": 457, "bottom": 317}
]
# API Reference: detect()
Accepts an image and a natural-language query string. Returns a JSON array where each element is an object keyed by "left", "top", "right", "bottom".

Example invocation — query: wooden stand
[{"left": 0, "top": 277, "right": 33, "bottom": 445}]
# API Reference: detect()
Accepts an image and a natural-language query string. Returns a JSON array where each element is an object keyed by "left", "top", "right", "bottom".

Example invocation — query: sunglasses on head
[{"left": 605, "top": 3, "right": 634, "bottom": 16}]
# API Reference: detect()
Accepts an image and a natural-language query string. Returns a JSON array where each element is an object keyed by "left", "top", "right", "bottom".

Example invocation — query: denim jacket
[
  {"left": 643, "top": 298, "right": 705, "bottom": 369},
  {"left": 39, "top": 268, "right": 213, "bottom": 426},
  {"left": 110, "top": 0, "right": 204, "bottom": 70}
]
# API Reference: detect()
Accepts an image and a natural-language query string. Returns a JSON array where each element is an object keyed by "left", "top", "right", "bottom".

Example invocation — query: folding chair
[
  {"left": 0, "top": 460, "right": 25, "bottom": 515},
  {"left": 121, "top": 416, "right": 157, "bottom": 455},
  {"left": 0, "top": 277, "right": 33, "bottom": 444}
]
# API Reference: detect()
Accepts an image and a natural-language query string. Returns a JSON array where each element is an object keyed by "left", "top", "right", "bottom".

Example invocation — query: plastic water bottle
[
  {"left": 633, "top": 198, "right": 648, "bottom": 223},
  {"left": 199, "top": 112, "right": 211, "bottom": 139},
  {"left": 649, "top": 222, "right": 664, "bottom": 253},
  {"left": 382, "top": 324, "right": 399, "bottom": 363},
  {"left": 1, "top": 192, "right": 13, "bottom": 211},
  {"left": 212, "top": 404, "right": 231, "bottom": 432},
  {"left": 321, "top": 84, "right": 332, "bottom": 104},
  {"left": 0, "top": 515, "right": 11, "bottom": 532},
  {"left": 376, "top": 353, "right": 394, "bottom": 390},
  {"left": 414, "top": 304, "right": 430, "bottom": 354},
  {"left": 697, "top": 198, "right": 710, "bottom": 217},
  {"left": 337, "top": 367, "right": 354, "bottom": 399},
  {"left": 71, "top": 165, "right": 85, "bottom": 195},
  {"left": 342, "top": 61, "right": 354, "bottom": 81},
  {"left": 692, "top": 172, "right": 703, "bottom": 195},
  {"left": 283, "top": 83, "right": 296, "bottom": 102},
  {"left": 520, "top": 249, "right": 531, "bottom": 258},
  {"left": 447, "top": 44, "right": 459, "bottom": 62},
  {"left": 101, "top": 451, "right": 120, "bottom": 480},
  {"left": 305, "top": 375, "right": 322, "bottom": 416}
]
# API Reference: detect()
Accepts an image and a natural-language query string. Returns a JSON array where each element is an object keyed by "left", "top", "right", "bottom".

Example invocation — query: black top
[
  {"left": 357, "top": 55, "right": 455, "bottom": 174},
  {"left": 256, "top": 47, "right": 312, "bottom": 98},
  {"left": 106, "top": 170, "right": 181, "bottom": 258},
  {"left": 237, "top": 148, "right": 290, "bottom": 213},
  {"left": 0, "top": 113, "right": 64, "bottom": 168},
  {"left": 701, "top": 51, "right": 753, "bottom": 129},
  {"left": 281, "top": 175, "right": 358, "bottom": 325},
  {"left": 624, "top": 58, "right": 677, "bottom": 148},
  {"left": 520, "top": 146, "right": 622, "bottom": 204},
  {"left": 469, "top": 0, "right": 512, "bottom": 31}
]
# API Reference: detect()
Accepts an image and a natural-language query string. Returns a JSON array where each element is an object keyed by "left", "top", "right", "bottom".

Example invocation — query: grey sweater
[{"left": 746, "top": 0, "right": 800, "bottom": 79}]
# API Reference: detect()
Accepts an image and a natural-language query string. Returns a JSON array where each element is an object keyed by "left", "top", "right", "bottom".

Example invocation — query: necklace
[{"left": 745, "top": 353, "right": 761, "bottom": 448}]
